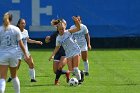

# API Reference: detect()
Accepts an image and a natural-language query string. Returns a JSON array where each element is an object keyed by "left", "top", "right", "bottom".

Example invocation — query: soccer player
[
  {"left": 70, "top": 16, "right": 91, "bottom": 76},
  {"left": 49, "top": 16, "right": 83, "bottom": 84},
  {"left": 45, "top": 31, "right": 70, "bottom": 85},
  {"left": 7, "top": 18, "right": 42, "bottom": 82},
  {"left": 0, "top": 12, "right": 29, "bottom": 93}
]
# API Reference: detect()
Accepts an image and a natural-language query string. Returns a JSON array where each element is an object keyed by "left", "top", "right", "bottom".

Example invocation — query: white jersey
[
  {"left": 0, "top": 25, "right": 22, "bottom": 67},
  {"left": 0, "top": 25, "right": 22, "bottom": 52},
  {"left": 56, "top": 30, "right": 81, "bottom": 58},
  {"left": 70, "top": 24, "right": 88, "bottom": 51},
  {"left": 17, "top": 29, "right": 30, "bottom": 59}
]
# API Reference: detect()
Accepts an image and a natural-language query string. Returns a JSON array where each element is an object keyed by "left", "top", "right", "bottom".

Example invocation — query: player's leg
[
  {"left": 58, "top": 56, "right": 70, "bottom": 83},
  {"left": 54, "top": 56, "right": 68, "bottom": 85},
  {"left": 81, "top": 51, "right": 89, "bottom": 76},
  {"left": 73, "top": 55, "right": 82, "bottom": 83},
  {"left": 0, "top": 65, "right": 8, "bottom": 93},
  {"left": 24, "top": 55, "right": 36, "bottom": 82},
  {"left": 7, "top": 60, "right": 21, "bottom": 82},
  {"left": 67, "top": 58, "right": 73, "bottom": 72},
  {"left": 53, "top": 60, "right": 60, "bottom": 85},
  {"left": 53, "top": 61, "right": 59, "bottom": 74},
  {"left": 9, "top": 54, "right": 21, "bottom": 93},
  {"left": 10, "top": 67, "right": 20, "bottom": 93}
]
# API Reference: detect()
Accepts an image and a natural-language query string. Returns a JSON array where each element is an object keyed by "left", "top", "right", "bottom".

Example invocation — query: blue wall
[{"left": 0, "top": 0, "right": 140, "bottom": 38}]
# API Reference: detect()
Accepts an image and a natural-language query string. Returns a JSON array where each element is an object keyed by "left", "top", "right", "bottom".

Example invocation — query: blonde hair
[
  {"left": 51, "top": 19, "right": 67, "bottom": 27},
  {"left": 3, "top": 12, "right": 12, "bottom": 31}
]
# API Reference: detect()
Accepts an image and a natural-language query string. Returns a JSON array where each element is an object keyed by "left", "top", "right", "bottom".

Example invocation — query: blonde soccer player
[
  {"left": 49, "top": 16, "right": 84, "bottom": 84},
  {"left": 70, "top": 16, "right": 91, "bottom": 76},
  {"left": 0, "top": 12, "right": 29, "bottom": 93}
]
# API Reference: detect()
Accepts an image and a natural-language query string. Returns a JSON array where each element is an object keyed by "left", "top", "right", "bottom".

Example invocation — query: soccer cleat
[
  {"left": 55, "top": 80, "right": 60, "bottom": 85},
  {"left": 85, "top": 72, "right": 89, "bottom": 76},
  {"left": 7, "top": 77, "right": 12, "bottom": 82},
  {"left": 80, "top": 70, "right": 85, "bottom": 82},
  {"left": 78, "top": 80, "right": 82, "bottom": 85},
  {"left": 65, "top": 71, "right": 70, "bottom": 83},
  {"left": 31, "top": 79, "right": 37, "bottom": 82}
]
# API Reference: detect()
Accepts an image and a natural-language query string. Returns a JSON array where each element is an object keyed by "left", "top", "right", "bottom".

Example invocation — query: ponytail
[{"left": 3, "top": 12, "right": 12, "bottom": 30}]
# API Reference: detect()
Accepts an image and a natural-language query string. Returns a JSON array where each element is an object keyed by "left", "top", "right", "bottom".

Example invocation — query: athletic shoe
[
  {"left": 66, "top": 71, "right": 70, "bottom": 83},
  {"left": 55, "top": 80, "right": 60, "bottom": 85},
  {"left": 31, "top": 79, "right": 37, "bottom": 82},
  {"left": 7, "top": 77, "right": 12, "bottom": 82},
  {"left": 80, "top": 70, "right": 85, "bottom": 82},
  {"left": 85, "top": 72, "right": 89, "bottom": 76},
  {"left": 78, "top": 80, "right": 82, "bottom": 85}
]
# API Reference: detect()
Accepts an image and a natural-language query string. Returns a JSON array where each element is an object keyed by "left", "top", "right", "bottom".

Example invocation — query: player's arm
[
  {"left": 45, "top": 31, "right": 58, "bottom": 43},
  {"left": 85, "top": 33, "right": 92, "bottom": 50},
  {"left": 68, "top": 16, "right": 81, "bottom": 33},
  {"left": 27, "top": 37, "right": 43, "bottom": 45},
  {"left": 49, "top": 45, "right": 60, "bottom": 61}
]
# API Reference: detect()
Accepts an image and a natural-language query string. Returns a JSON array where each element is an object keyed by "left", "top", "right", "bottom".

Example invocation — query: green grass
[{"left": 5, "top": 49, "right": 140, "bottom": 93}]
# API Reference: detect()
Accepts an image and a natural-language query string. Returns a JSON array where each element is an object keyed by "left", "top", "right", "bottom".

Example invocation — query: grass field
[{"left": 5, "top": 49, "right": 140, "bottom": 93}]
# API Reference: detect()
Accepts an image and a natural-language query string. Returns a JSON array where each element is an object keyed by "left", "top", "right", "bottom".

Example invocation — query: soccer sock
[
  {"left": 73, "top": 67, "right": 81, "bottom": 80},
  {"left": 12, "top": 77, "right": 20, "bottom": 93},
  {"left": 55, "top": 70, "right": 62, "bottom": 80},
  {"left": 29, "top": 68, "right": 35, "bottom": 79},
  {"left": 80, "top": 70, "right": 84, "bottom": 82},
  {"left": 84, "top": 60, "right": 89, "bottom": 72},
  {"left": 0, "top": 79, "right": 6, "bottom": 93}
]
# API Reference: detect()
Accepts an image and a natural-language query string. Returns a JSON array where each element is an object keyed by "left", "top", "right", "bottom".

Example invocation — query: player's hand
[
  {"left": 49, "top": 55, "right": 54, "bottom": 61},
  {"left": 45, "top": 36, "right": 50, "bottom": 43},
  {"left": 72, "top": 16, "right": 79, "bottom": 22},
  {"left": 88, "top": 44, "right": 92, "bottom": 50},
  {"left": 36, "top": 41, "right": 43, "bottom": 45}
]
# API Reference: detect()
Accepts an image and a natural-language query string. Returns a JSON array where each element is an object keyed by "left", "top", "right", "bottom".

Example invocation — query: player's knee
[{"left": 58, "top": 66, "right": 63, "bottom": 70}]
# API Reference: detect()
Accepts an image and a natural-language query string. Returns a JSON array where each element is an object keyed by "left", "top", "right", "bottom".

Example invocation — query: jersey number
[{"left": 6, "top": 35, "right": 11, "bottom": 46}]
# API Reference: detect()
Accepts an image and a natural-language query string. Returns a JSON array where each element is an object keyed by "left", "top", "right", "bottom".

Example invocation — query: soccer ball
[{"left": 69, "top": 77, "right": 79, "bottom": 86}]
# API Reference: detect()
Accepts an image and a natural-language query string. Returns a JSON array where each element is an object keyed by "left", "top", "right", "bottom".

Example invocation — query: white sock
[
  {"left": 84, "top": 60, "right": 89, "bottom": 72},
  {"left": 0, "top": 79, "right": 6, "bottom": 93},
  {"left": 29, "top": 68, "right": 35, "bottom": 79},
  {"left": 12, "top": 77, "right": 20, "bottom": 93},
  {"left": 73, "top": 67, "right": 81, "bottom": 80}
]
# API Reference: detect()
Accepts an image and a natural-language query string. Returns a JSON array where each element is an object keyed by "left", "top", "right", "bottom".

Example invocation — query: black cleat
[
  {"left": 80, "top": 70, "right": 85, "bottom": 82},
  {"left": 31, "top": 79, "right": 37, "bottom": 82},
  {"left": 78, "top": 80, "right": 82, "bottom": 85},
  {"left": 85, "top": 72, "right": 89, "bottom": 76},
  {"left": 7, "top": 77, "right": 12, "bottom": 82}
]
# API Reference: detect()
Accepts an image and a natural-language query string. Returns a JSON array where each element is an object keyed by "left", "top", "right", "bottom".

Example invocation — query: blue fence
[{"left": 0, "top": 0, "right": 140, "bottom": 38}]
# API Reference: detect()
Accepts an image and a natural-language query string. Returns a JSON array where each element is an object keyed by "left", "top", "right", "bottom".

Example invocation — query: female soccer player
[
  {"left": 7, "top": 18, "right": 42, "bottom": 82},
  {"left": 0, "top": 12, "right": 29, "bottom": 93},
  {"left": 70, "top": 16, "right": 91, "bottom": 76},
  {"left": 45, "top": 30, "right": 70, "bottom": 85},
  {"left": 49, "top": 16, "right": 83, "bottom": 84}
]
